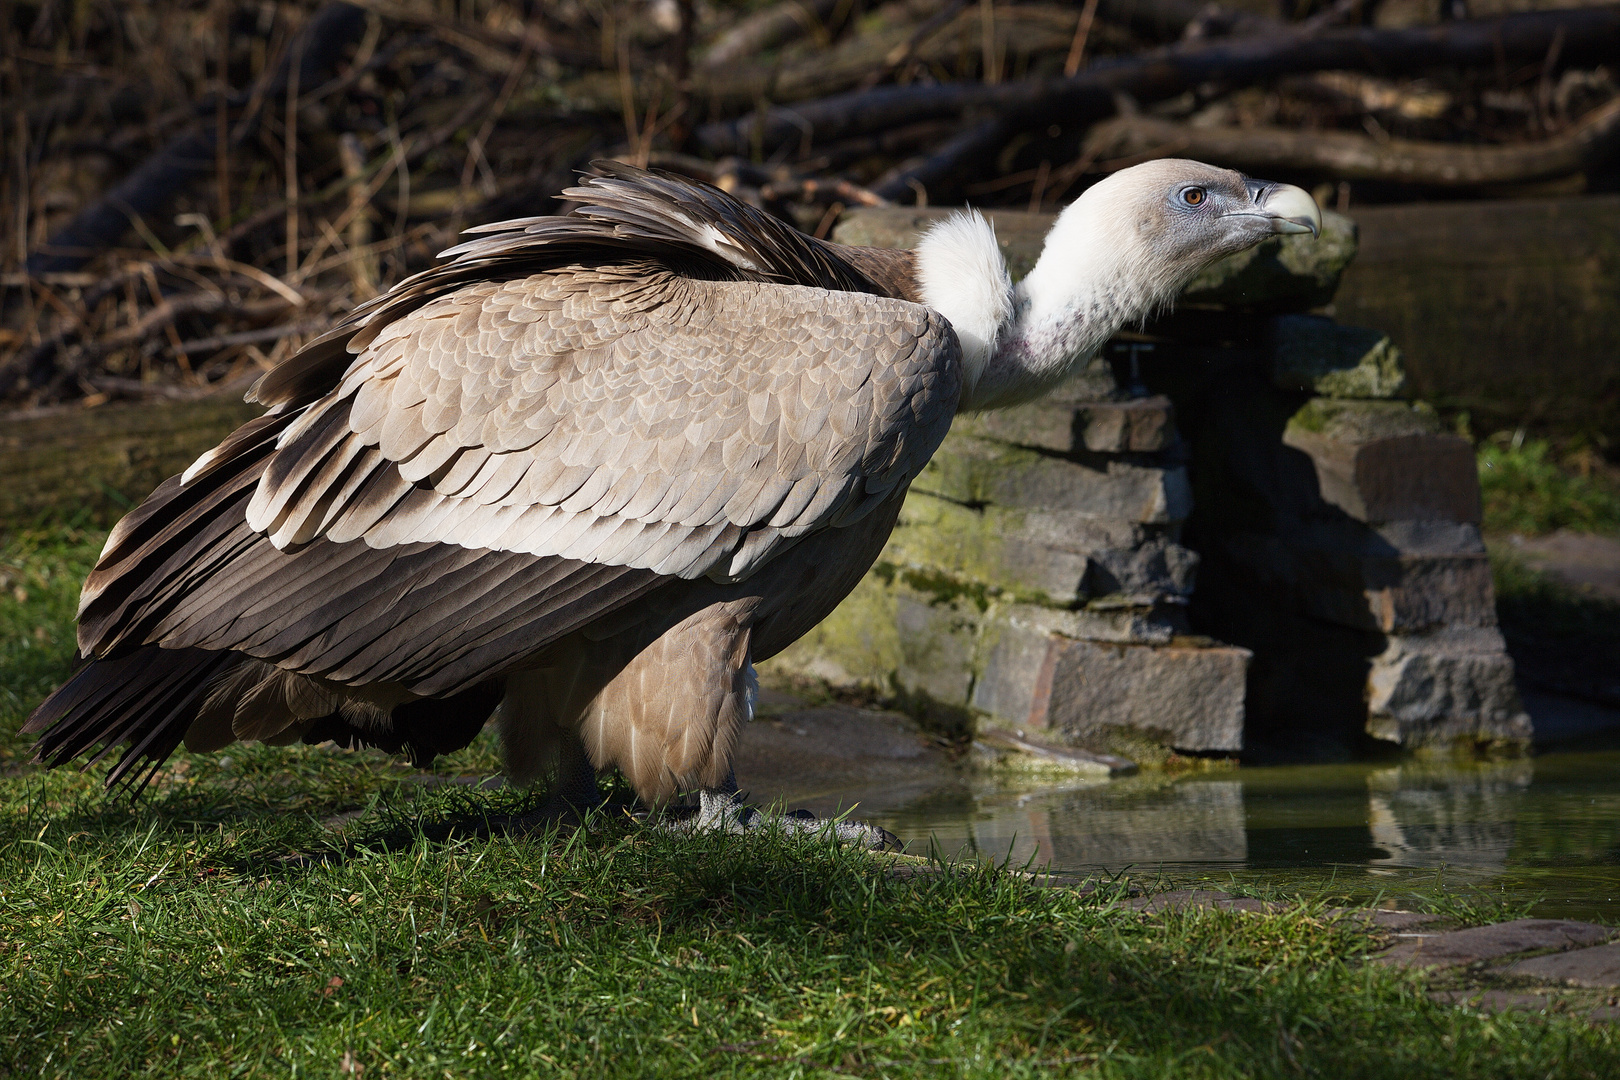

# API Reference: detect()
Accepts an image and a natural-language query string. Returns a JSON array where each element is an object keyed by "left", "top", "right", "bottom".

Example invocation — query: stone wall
[{"left": 764, "top": 203, "right": 1529, "bottom": 761}]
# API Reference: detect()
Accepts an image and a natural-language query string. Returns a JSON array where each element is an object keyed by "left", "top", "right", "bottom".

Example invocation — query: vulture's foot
[{"left": 667, "top": 787, "right": 902, "bottom": 851}]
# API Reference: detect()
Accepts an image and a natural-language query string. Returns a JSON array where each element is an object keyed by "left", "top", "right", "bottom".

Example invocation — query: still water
[{"left": 799, "top": 752, "right": 1620, "bottom": 921}]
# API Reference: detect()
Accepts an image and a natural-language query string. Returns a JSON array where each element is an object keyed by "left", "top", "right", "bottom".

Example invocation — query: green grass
[
  {"left": 1478, "top": 437, "right": 1620, "bottom": 536},
  {"left": 3, "top": 532, "right": 1618, "bottom": 1078}
]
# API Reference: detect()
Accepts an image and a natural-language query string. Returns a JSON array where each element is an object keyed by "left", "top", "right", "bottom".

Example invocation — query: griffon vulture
[{"left": 26, "top": 159, "right": 1319, "bottom": 832}]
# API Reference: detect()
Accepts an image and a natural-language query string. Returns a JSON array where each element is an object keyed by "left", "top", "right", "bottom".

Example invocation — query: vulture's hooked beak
[{"left": 1243, "top": 180, "right": 1322, "bottom": 238}]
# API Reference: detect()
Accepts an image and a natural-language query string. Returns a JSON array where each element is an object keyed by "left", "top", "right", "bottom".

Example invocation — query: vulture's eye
[{"left": 1180, "top": 187, "right": 1207, "bottom": 208}]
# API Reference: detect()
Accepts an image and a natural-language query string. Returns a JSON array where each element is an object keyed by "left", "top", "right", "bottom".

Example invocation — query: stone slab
[
  {"left": 1333, "top": 194, "right": 1620, "bottom": 444},
  {"left": 1429, "top": 990, "right": 1557, "bottom": 1013},
  {"left": 1505, "top": 530, "right": 1620, "bottom": 603},
  {"left": 893, "top": 590, "right": 979, "bottom": 707},
  {"left": 887, "top": 492, "right": 1191, "bottom": 606},
  {"left": 1285, "top": 429, "right": 1481, "bottom": 525},
  {"left": 1286, "top": 397, "right": 1444, "bottom": 443},
  {"left": 1222, "top": 529, "right": 1496, "bottom": 634},
  {"left": 1325, "top": 908, "right": 1447, "bottom": 931},
  {"left": 1505, "top": 943, "right": 1620, "bottom": 988},
  {"left": 886, "top": 495, "right": 1096, "bottom": 605},
  {"left": 1375, "top": 919, "right": 1612, "bottom": 969},
  {"left": 1270, "top": 316, "right": 1407, "bottom": 399},
  {"left": 733, "top": 703, "right": 953, "bottom": 806},
  {"left": 1430, "top": 990, "right": 1619, "bottom": 1024},
  {"left": 959, "top": 394, "right": 1176, "bottom": 455},
  {"left": 972, "top": 726, "right": 1137, "bottom": 777}
]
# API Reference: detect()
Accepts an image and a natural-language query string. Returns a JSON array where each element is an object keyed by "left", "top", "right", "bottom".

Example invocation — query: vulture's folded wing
[
  {"left": 75, "top": 269, "right": 960, "bottom": 697},
  {"left": 244, "top": 270, "right": 959, "bottom": 577}
]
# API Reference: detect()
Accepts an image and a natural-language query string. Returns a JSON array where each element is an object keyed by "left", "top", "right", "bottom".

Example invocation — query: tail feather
[{"left": 25, "top": 646, "right": 243, "bottom": 793}]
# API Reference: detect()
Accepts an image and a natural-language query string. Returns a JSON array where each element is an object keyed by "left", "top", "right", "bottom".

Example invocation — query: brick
[
  {"left": 1270, "top": 315, "right": 1406, "bottom": 399},
  {"left": 979, "top": 636, "right": 1249, "bottom": 752},
  {"left": 1376, "top": 919, "right": 1611, "bottom": 969}
]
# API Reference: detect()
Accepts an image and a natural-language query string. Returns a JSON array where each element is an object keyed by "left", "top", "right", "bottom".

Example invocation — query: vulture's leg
[
  {"left": 494, "top": 668, "right": 610, "bottom": 827},
  {"left": 546, "top": 733, "right": 604, "bottom": 811}
]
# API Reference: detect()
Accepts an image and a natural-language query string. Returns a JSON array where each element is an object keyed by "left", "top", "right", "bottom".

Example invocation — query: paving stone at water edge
[
  {"left": 1430, "top": 990, "right": 1620, "bottom": 1024},
  {"left": 1375, "top": 919, "right": 1613, "bottom": 969},
  {"left": 1324, "top": 908, "right": 1447, "bottom": 931},
  {"left": 1505, "top": 943, "right": 1620, "bottom": 988},
  {"left": 972, "top": 725, "right": 1137, "bottom": 777},
  {"left": 1429, "top": 990, "right": 1556, "bottom": 1014}
]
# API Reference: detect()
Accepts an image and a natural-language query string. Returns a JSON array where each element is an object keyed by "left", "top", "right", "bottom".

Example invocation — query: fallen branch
[
  {"left": 873, "top": 116, "right": 1013, "bottom": 203},
  {"left": 699, "top": 0, "right": 850, "bottom": 71},
  {"left": 1082, "top": 95, "right": 1620, "bottom": 187},
  {"left": 697, "top": 5, "right": 1620, "bottom": 157},
  {"left": 24, "top": 2, "right": 368, "bottom": 275},
  {"left": 1092, "top": 0, "right": 1281, "bottom": 42}
]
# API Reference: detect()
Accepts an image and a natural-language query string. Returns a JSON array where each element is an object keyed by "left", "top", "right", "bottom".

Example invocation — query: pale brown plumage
[
  {"left": 28, "top": 162, "right": 960, "bottom": 803},
  {"left": 28, "top": 158, "right": 1320, "bottom": 808}
]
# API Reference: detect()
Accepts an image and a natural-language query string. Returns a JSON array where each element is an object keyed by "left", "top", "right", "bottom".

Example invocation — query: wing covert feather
[{"left": 251, "top": 270, "right": 961, "bottom": 582}]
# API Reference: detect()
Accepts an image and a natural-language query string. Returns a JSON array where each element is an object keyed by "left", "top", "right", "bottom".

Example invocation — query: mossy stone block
[
  {"left": 1285, "top": 398, "right": 1442, "bottom": 443},
  {"left": 1270, "top": 315, "right": 1407, "bottom": 399},
  {"left": 914, "top": 432, "right": 1192, "bottom": 524}
]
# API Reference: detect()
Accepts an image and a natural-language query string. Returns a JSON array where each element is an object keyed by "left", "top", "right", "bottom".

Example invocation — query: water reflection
[
  {"left": 1366, "top": 760, "right": 1532, "bottom": 872},
  {"left": 783, "top": 751, "right": 1620, "bottom": 920},
  {"left": 964, "top": 778, "right": 1247, "bottom": 869}
]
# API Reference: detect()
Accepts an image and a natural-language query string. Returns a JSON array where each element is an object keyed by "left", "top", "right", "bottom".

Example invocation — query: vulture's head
[
  {"left": 1026, "top": 157, "right": 1322, "bottom": 323},
  {"left": 927, "top": 157, "right": 1322, "bottom": 410}
]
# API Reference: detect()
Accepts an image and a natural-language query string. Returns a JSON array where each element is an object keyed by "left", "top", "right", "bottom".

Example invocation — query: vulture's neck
[{"left": 914, "top": 205, "right": 1182, "bottom": 413}]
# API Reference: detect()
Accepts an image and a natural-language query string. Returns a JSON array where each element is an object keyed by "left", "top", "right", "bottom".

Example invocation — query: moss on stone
[{"left": 1286, "top": 398, "right": 1443, "bottom": 443}]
